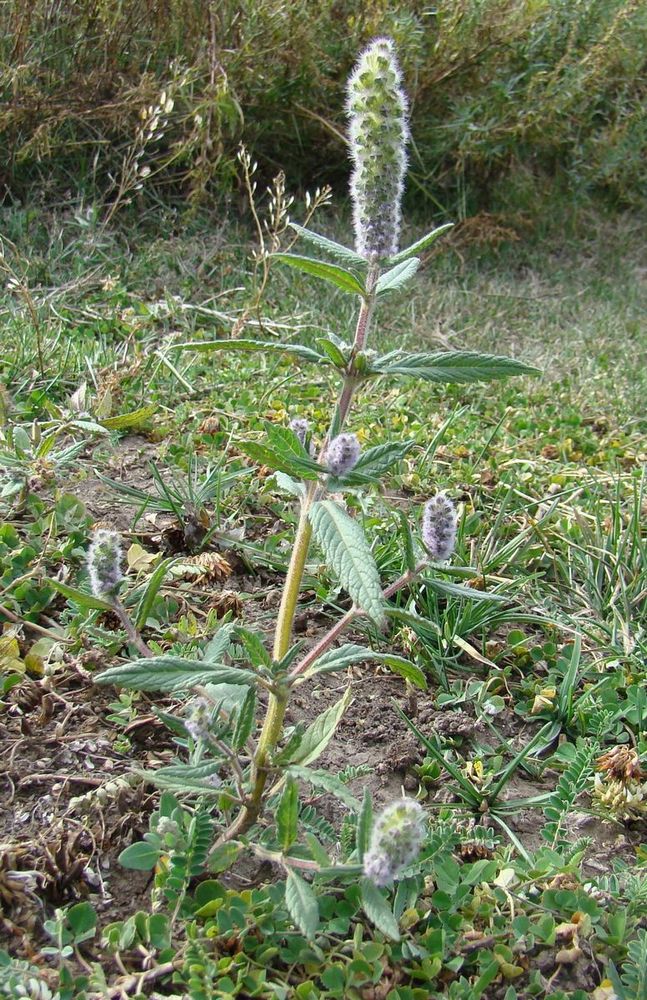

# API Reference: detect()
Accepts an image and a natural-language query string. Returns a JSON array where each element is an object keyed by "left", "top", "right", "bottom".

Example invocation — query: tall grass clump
[{"left": 2, "top": 1, "right": 645, "bottom": 213}]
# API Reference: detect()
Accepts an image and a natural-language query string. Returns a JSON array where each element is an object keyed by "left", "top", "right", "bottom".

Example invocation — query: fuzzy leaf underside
[
  {"left": 95, "top": 656, "right": 258, "bottom": 692},
  {"left": 309, "top": 500, "right": 385, "bottom": 625},
  {"left": 373, "top": 350, "right": 540, "bottom": 383}
]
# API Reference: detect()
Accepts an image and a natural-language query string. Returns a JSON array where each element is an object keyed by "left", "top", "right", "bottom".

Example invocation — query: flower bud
[
  {"left": 326, "top": 433, "right": 361, "bottom": 476},
  {"left": 363, "top": 798, "right": 426, "bottom": 886},
  {"left": 421, "top": 492, "right": 457, "bottom": 562},
  {"left": 289, "top": 418, "right": 310, "bottom": 447},
  {"left": 184, "top": 696, "right": 212, "bottom": 742},
  {"left": 87, "top": 529, "right": 123, "bottom": 598},
  {"left": 346, "top": 38, "right": 409, "bottom": 260}
]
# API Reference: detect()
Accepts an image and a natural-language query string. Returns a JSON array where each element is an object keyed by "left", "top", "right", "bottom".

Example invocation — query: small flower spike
[
  {"left": 289, "top": 418, "right": 310, "bottom": 447},
  {"left": 421, "top": 492, "right": 458, "bottom": 562},
  {"left": 363, "top": 798, "right": 426, "bottom": 887},
  {"left": 326, "top": 433, "right": 361, "bottom": 476},
  {"left": 87, "top": 529, "right": 123, "bottom": 598},
  {"left": 346, "top": 37, "right": 409, "bottom": 260}
]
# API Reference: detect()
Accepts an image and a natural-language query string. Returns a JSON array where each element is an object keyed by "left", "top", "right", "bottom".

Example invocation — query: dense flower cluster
[
  {"left": 289, "top": 417, "right": 310, "bottom": 447},
  {"left": 326, "top": 433, "right": 361, "bottom": 475},
  {"left": 346, "top": 37, "right": 409, "bottom": 260},
  {"left": 87, "top": 529, "right": 123, "bottom": 598},
  {"left": 421, "top": 492, "right": 458, "bottom": 562},
  {"left": 363, "top": 798, "right": 426, "bottom": 887}
]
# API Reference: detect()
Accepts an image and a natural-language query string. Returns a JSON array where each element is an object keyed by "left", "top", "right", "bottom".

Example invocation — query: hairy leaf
[
  {"left": 277, "top": 778, "right": 299, "bottom": 851},
  {"left": 289, "top": 223, "right": 367, "bottom": 267},
  {"left": 95, "top": 656, "right": 258, "bottom": 692},
  {"left": 286, "top": 765, "right": 361, "bottom": 811},
  {"left": 309, "top": 500, "right": 385, "bottom": 625},
  {"left": 386, "top": 222, "right": 454, "bottom": 265},
  {"left": 285, "top": 869, "right": 319, "bottom": 939},
  {"left": 284, "top": 688, "right": 352, "bottom": 766},
  {"left": 174, "top": 338, "right": 324, "bottom": 364},
  {"left": 272, "top": 253, "right": 366, "bottom": 296},
  {"left": 139, "top": 760, "right": 223, "bottom": 795},
  {"left": 376, "top": 257, "right": 420, "bottom": 295},
  {"left": 360, "top": 877, "right": 400, "bottom": 940},
  {"left": 373, "top": 350, "right": 540, "bottom": 383},
  {"left": 302, "top": 642, "right": 426, "bottom": 689}
]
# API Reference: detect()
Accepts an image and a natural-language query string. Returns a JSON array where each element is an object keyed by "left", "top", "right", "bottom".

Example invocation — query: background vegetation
[{"left": 2, "top": 0, "right": 646, "bottom": 216}]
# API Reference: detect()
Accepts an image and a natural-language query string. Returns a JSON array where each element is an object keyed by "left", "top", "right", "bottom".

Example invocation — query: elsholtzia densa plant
[
  {"left": 97, "top": 35, "right": 537, "bottom": 942},
  {"left": 347, "top": 37, "right": 408, "bottom": 259}
]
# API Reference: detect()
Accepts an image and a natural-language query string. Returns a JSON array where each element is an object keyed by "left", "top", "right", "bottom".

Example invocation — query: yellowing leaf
[
  {"left": 127, "top": 543, "right": 160, "bottom": 573},
  {"left": 0, "top": 632, "right": 25, "bottom": 674}
]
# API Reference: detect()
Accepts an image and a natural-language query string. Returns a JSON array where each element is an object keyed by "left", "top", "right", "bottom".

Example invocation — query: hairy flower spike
[
  {"left": 363, "top": 798, "right": 426, "bottom": 887},
  {"left": 326, "top": 433, "right": 361, "bottom": 476},
  {"left": 185, "top": 696, "right": 212, "bottom": 743},
  {"left": 87, "top": 529, "right": 123, "bottom": 598},
  {"left": 346, "top": 37, "right": 409, "bottom": 259},
  {"left": 422, "top": 492, "right": 458, "bottom": 562},
  {"left": 289, "top": 418, "right": 310, "bottom": 447}
]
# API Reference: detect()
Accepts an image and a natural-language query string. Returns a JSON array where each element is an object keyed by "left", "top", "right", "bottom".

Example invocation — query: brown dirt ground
[{"left": 1, "top": 444, "right": 644, "bottom": 995}]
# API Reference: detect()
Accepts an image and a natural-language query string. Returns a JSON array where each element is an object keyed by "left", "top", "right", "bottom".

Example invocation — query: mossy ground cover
[{"left": 0, "top": 204, "right": 645, "bottom": 999}]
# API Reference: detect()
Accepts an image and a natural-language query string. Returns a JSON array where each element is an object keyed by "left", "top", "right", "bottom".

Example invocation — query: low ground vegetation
[{"left": 0, "top": 192, "right": 645, "bottom": 998}]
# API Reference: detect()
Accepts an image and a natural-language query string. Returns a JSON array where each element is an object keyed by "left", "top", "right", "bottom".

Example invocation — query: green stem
[{"left": 217, "top": 265, "right": 381, "bottom": 845}]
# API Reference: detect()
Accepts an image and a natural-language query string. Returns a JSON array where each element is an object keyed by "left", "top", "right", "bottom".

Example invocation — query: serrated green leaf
[
  {"left": 273, "top": 471, "right": 305, "bottom": 497},
  {"left": 118, "top": 841, "right": 161, "bottom": 871},
  {"left": 289, "top": 224, "right": 367, "bottom": 267},
  {"left": 309, "top": 500, "right": 385, "bottom": 625},
  {"left": 47, "top": 579, "right": 113, "bottom": 611},
  {"left": 386, "top": 223, "right": 454, "bottom": 265},
  {"left": 173, "top": 338, "right": 324, "bottom": 364},
  {"left": 286, "top": 765, "right": 361, "bottom": 811},
  {"left": 360, "top": 877, "right": 400, "bottom": 940},
  {"left": 284, "top": 688, "right": 352, "bottom": 766},
  {"left": 376, "top": 257, "right": 420, "bottom": 295},
  {"left": 378, "top": 654, "right": 427, "bottom": 689},
  {"left": 423, "top": 576, "right": 507, "bottom": 603},
  {"left": 272, "top": 254, "right": 366, "bottom": 296},
  {"left": 301, "top": 642, "right": 426, "bottom": 689},
  {"left": 285, "top": 869, "right": 319, "bottom": 940},
  {"left": 139, "top": 760, "right": 223, "bottom": 794},
  {"left": 95, "top": 656, "right": 258, "bottom": 692},
  {"left": 232, "top": 686, "right": 257, "bottom": 749},
  {"left": 238, "top": 440, "right": 321, "bottom": 479},
  {"left": 135, "top": 557, "right": 175, "bottom": 629},
  {"left": 315, "top": 337, "right": 348, "bottom": 368},
  {"left": 373, "top": 350, "right": 540, "bottom": 383},
  {"left": 277, "top": 778, "right": 299, "bottom": 851},
  {"left": 332, "top": 441, "right": 415, "bottom": 486},
  {"left": 234, "top": 626, "right": 272, "bottom": 668}
]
